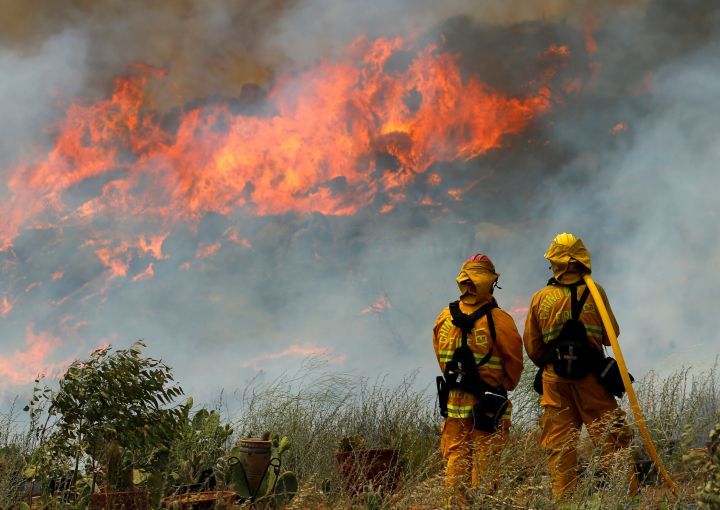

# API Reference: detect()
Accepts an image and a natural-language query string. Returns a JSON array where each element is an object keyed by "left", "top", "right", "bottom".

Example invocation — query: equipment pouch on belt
[
  {"left": 436, "top": 376, "right": 449, "bottom": 418},
  {"left": 533, "top": 367, "right": 544, "bottom": 395},
  {"left": 472, "top": 387, "right": 508, "bottom": 433},
  {"left": 594, "top": 356, "right": 634, "bottom": 398}
]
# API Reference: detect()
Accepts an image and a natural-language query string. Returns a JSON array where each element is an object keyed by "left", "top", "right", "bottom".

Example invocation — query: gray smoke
[{"left": 0, "top": 0, "right": 718, "bottom": 409}]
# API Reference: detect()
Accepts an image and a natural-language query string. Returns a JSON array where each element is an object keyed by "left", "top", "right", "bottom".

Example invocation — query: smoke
[
  {"left": 519, "top": 1, "right": 720, "bottom": 375},
  {"left": 556, "top": 43, "right": 720, "bottom": 373},
  {"left": 0, "top": 31, "right": 86, "bottom": 166},
  {"left": 0, "top": 0, "right": 297, "bottom": 114},
  {"left": 0, "top": 0, "right": 718, "bottom": 407},
  {"left": 0, "top": 0, "right": 639, "bottom": 107}
]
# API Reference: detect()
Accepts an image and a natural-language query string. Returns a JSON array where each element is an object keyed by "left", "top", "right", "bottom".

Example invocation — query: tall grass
[
  {"left": 0, "top": 399, "right": 42, "bottom": 509},
  {"left": 1, "top": 357, "right": 718, "bottom": 509},
  {"left": 634, "top": 360, "right": 719, "bottom": 461},
  {"left": 230, "top": 360, "right": 440, "bottom": 495},
  {"left": 225, "top": 357, "right": 718, "bottom": 509}
]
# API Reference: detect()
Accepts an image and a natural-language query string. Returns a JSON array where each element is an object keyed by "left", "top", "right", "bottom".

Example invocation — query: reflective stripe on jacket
[{"left": 433, "top": 301, "right": 524, "bottom": 419}]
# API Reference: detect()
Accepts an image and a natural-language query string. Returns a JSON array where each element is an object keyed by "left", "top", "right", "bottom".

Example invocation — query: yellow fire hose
[{"left": 583, "top": 274, "right": 678, "bottom": 496}]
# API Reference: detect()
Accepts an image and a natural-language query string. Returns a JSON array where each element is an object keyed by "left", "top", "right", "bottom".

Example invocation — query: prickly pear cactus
[{"left": 272, "top": 470, "right": 298, "bottom": 506}]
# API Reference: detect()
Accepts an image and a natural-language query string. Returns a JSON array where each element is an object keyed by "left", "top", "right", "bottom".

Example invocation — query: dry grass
[
  {"left": 2, "top": 357, "right": 718, "bottom": 509},
  {"left": 212, "top": 357, "right": 718, "bottom": 509}
]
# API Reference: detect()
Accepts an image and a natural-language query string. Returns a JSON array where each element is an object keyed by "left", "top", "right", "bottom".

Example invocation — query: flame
[
  {"left": 82, "top": 235, "right": 168, "bottom": 281},
  {"left": 0, "top": 325, "right": 69, "bottom": 386},
  {"left": 132, "top": 263, "right": 155, "bottom": 282},
  {"left": 239, "top": 343, "right": 346, "bottom": 369},
  {"left": 1, "top": 295, "right": 14, "bottom": 317},
  {"left": 361, "top": 292, "right": 392, "bottom": 315},
  {"left": 564, "top": 77, "right": 583, "bottom": 95},
  {"left": 584, "top": 13, "right": 600, "bottom": 56},
  {"left": 507, "top": 296, "right": 530, "bottom": 324},
  {"left": 610, "top": 122, "right": 628, "bottom": 135},
  {"left": 196, "top": 240, "right": 222, "bottom": 258},
  {"left": 427, "top": 173, "right": 442, "bottom": 186},
  {"left": 25, "top": 282, "right": 41, "bottom": 293},
  {"left": 1, "top": 36, "right": 557, "bottom": 253}
]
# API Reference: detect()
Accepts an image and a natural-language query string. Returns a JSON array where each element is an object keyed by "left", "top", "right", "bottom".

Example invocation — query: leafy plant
[
  {"left": 686, "top": 422, "right": 720, "bottom": 508},
  {"left": 28, "top": 340, "right": 184, "bottom": 497},
  {"left": 166, "top": 403, "right": 233, "bottom": 493}
]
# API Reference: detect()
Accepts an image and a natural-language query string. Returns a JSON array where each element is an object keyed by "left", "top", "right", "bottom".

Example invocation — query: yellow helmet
[
  {"left": 551, "top": 232, "right": 578, "bottom": 248},
  {"left": 544, "top": 232, "right": 591, "bottom": 281}
]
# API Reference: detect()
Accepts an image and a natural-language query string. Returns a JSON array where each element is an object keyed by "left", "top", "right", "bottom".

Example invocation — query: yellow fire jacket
[
  {"left": 523, "top": 280, "right": 619, "bottom": 383},
  {"left": 433, "top": 300, "right": 524, "bottom": 419}
]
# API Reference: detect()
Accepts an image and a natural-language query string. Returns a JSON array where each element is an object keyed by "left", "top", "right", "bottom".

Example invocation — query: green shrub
[{"left": 27, "top": 340, "right": 185, "bottom": 499}]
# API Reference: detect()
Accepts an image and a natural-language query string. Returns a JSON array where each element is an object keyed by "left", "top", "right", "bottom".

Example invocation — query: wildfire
[
  {"left": 0, "top": 326, "right": 68, "bottom": 386},
  {"left": 2, "top": 36, "right": 556, "bottom": 255}
]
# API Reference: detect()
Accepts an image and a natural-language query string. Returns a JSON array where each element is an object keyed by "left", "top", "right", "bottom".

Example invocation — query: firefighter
[
  {"left": 523, "top": 233, "right": 639, "bottom": 498},
  {"left": 433, "top": 253, "right": 524, "bottom": 506}
]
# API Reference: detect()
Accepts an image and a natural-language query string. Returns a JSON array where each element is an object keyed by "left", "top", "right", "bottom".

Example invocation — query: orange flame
[
  {"left": 196, "top": 240, "right": 222, "bottom": 258},
  {"left": 361, "top": 292, "right": 392, "bottom": 315},
  {"left": 0, "top": 326, "right": 69, "bottom": 386},
  {"left": 2, "top": 36, "right": 557, "bottom": 252},
  {"left": 239, "top": 343, "right": 346, "bottom": 369},
  {"left": 610, "top": 122, "right": 628, "bottom": 135},
  {"left": 507, "top": 296, "right": 530, "bottom": 324},
  {"left": 1, "top": 295, "right": 14, "bottom": 317},
  {"left": 132, "top": 263, "right": 155, "bottom": 282},
  {"left": 584, "top": 13, "right": 600, "bottom": 57}
]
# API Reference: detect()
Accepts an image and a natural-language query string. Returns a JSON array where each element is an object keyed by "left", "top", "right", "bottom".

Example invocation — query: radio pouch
[
  {"left": 473, "top": 390, "right": 509, "bottom": 433},
  {"left": 436, "top": 376, "right": 449, "bottom": 418},
  {"left": 595, "top": 356, "right": 634, "bottom": 398}
]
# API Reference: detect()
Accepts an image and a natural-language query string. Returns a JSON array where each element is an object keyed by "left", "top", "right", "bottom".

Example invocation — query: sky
[{"left": 0, "top": 0, "right": 718, "bottom": 409}]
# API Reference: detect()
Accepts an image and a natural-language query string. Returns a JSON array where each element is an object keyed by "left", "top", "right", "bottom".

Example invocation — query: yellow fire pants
[
  {"left": 540, "top": 376, "right": 639, "bottom": 498},
  {"left": 440, "top": 417, "right": 509, "bottom": 506}
]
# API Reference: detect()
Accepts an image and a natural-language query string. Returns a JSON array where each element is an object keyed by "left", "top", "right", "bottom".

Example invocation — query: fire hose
[{"left": 582, "top": 274, "right": 678, "bottom": 496}]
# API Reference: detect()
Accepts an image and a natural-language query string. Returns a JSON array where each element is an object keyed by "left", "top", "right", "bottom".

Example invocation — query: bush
[{"left": 27, "top": 340, "right": 185, "bottom": 499}]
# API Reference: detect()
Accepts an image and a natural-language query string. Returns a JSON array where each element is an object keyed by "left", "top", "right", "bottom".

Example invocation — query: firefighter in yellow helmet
[
  {"left": 433, "top": 253, "right": 523, "bottom": 506},
  {"left": 523, "top": 233, "right": 639, "bottom": 498}
]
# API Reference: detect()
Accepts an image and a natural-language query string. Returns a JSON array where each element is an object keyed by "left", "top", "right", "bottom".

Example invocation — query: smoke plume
[{"left": 0, "top": 0, "right": 717, "bottom": 406}]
